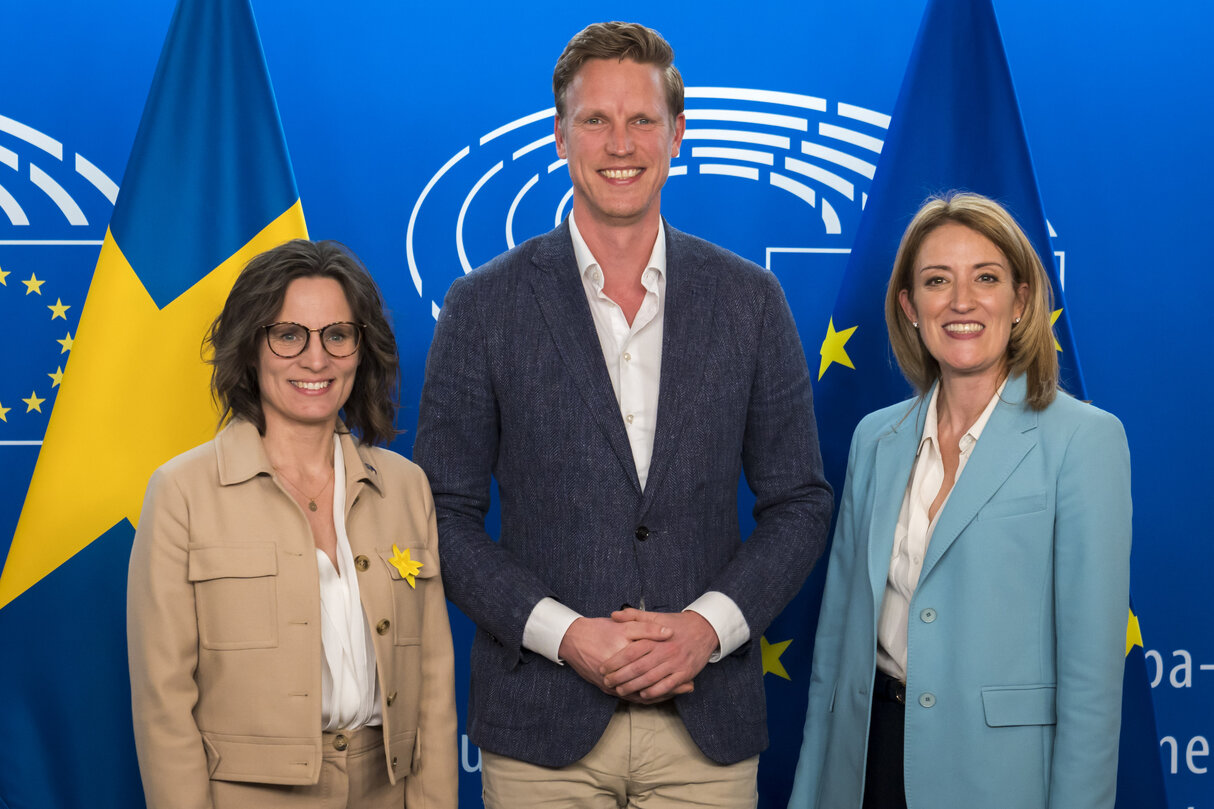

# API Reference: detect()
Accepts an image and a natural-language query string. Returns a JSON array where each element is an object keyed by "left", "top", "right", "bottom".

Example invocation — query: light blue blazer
[{"left": 789, "top": 374, "right": 1131, "bottom": 809}]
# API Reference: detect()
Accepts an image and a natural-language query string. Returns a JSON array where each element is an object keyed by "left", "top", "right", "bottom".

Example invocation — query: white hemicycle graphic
[
  {"left": 0, "top": 113, "right": 118, "bottom": 234},
  {"left": 406, "top": 87, "right": 891, "bottom": 319}
]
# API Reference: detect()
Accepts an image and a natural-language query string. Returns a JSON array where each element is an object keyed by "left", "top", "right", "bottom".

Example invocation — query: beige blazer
[{"left": 128, "top": 419, "right": 457, "bottom": 808}]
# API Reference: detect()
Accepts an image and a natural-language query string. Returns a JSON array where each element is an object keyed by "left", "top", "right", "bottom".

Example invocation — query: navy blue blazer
[{"left": 413, "top": 221, "right": 832, "bottom": 766}]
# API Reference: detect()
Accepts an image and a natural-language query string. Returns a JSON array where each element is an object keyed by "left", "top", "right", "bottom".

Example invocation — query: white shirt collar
[
  {"left": 919, "top": 378, "right": 1007, "bottom": 458},
  {"left": 568, "top": 211, "right": 666, "bottom": 292}
]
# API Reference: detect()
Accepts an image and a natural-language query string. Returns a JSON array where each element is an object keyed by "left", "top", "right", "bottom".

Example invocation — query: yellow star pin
[
  {"left": 0, "top": 265, "right": 9, "bottom": 285},
  {"left": 0, "top": 402, "right": 10, "bottom": 422},
  {"left": 389, "top": 543, "right": 423, "bottom": 588},
  {"left": 23, "top": 273, "right": 45, "bottom": 295},
  {"left": 23, "top": 391, "right": 46, "bottom": 413},
  {"left": 1050, "top": 308, "right": 1063, "bottom": 352},
  {"left": 48, "top": 298, "right": 70, "bottom": 320},
  {"left": 1126, "top": 606, "right": 1143, "bottom": 657},
  {"left": 761, "top": 635, "right": 793, "bottom": 680},
  {"left": 819, "top": 317, "right": 857, "bottom": 380},
  {"left": 48, "top": 366, "right": 64, "bottom": 388},
  {"left": 57, "top": 332, "right": 74, "bottom": 354}
]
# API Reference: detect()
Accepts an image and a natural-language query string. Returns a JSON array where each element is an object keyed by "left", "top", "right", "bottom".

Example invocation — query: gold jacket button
[
  {"left": 354, "top": 555, "right": 370, "bottom": 571},
  {"left": 386, "top": 690, "right": 397, "bottom": 706},
  {"left": 391, "top": 756, "right": 398, "bottom": 770},
  {"left": 333, "top": 734, "right": 349, "bottom": 751},
  {"left": 376, "top": 619, "right": 391, "bottom": 635}
]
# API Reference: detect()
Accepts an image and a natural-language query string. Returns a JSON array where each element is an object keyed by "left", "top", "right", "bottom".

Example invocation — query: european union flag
[
  {"left": 774, "top": 0, "right": 1166, "bottom": 807},
  {"left": 0, "top": 0, "right": 306, "bottom": 806}
]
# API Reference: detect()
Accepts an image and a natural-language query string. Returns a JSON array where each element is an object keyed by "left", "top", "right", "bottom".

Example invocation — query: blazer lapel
[
  {"left": 867, "top": 399, "right": 927, "bottom": 606},
  {"left": 639, "top": 224, "right": 719, "bottom": 509},
  {"left": 918, "top": 375, "right": 1039, "bottom": 584},
  {"left": 529, "top": 222, "right": 642, "bottom": 492}
]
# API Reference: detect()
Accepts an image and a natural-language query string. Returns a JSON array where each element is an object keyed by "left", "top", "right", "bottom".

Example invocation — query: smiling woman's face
[
  {"left": 257, "top": 276, "right": 359, "bottom": 435},
  {"left": 899, "top": 222, "right": 1028, "bottom": 388}
]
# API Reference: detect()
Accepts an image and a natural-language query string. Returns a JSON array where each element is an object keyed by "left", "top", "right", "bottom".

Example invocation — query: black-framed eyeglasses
[{"left": 262, "top": 321, "right": 365, "bottom": 358}]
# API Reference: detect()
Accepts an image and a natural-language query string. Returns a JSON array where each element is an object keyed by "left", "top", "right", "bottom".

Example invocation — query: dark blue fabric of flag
[
  {"left": 108, "top": 0, "right": 298, "bottom": 308},
  {"left": 771, "top": 2, "right": 1167, "bottom": 809}
]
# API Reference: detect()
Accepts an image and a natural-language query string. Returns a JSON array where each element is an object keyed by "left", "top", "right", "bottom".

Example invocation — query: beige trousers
[
  {"left": 481, "top": 702, "right": 758, "bottom": 808},
  {"left": 208, "top": 725, "right": 403, "bottom": 809}
]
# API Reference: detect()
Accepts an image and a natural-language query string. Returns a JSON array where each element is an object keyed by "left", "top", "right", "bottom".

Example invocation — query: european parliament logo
[
  {"left": 0, "top": 113, "right": 115, "bottom": 443},
  {"left": 406, "top": 87, "right": 891, "bottom": 319}
]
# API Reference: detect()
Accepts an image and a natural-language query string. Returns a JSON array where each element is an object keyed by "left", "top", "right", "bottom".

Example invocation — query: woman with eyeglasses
[{"left": 127, "top": 239, "right": 457, "bottom": 808}]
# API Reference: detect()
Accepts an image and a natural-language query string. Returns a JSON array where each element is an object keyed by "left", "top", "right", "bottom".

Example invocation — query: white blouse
[
  {"left": 316, "top": 435, "right": 382, "bottom": 730},
  {"left": 875, "top": 381, "right": 1004, "bottom": 682}
]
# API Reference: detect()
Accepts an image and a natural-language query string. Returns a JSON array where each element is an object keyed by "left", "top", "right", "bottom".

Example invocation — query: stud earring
[
  {"left": 1014, "top": 316, "right": 1021, "bottom": 324},
  {"left": 912, "top": 321, "right": 919, "bottom": 329}
]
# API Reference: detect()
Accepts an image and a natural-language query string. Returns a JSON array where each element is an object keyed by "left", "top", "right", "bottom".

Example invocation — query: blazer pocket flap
[
  {"left": 982, "top": 684, "right": 1057, "bottom": 727},
  {"left": 377, "top": 547, "right": 439, "bottom": 580},
  {"left": 977, "top": 491, "right": 1048, "bottom": 522},
  {"left": 187, "top": 543, "right": 277, "bottom": 581}
]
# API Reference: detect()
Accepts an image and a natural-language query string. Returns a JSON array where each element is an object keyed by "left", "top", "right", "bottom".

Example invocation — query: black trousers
[{"left": 862, "top": 671, "right": 908, "bottom": 809}]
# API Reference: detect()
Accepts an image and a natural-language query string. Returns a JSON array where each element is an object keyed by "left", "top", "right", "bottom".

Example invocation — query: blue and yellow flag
[
  {"left": 0, "top": 0, "right": 305, "bottom": 805},
  {"left": 767, "top": 0, "right": 1166, "bottom": 807}
]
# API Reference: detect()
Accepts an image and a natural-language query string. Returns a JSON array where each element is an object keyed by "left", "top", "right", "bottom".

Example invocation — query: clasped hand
[{"left": 557, "top": 609, "right": 720, "bottom": 704}]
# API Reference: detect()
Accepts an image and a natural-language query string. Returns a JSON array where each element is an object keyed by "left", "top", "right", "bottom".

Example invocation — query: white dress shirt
[
  {"left": 521, "top": 213, "right": 750, "bottom": 665},
  {"left": 876, "top": 381, "right": 1005, "bottom": 681},
  {"left": 316, "top": 435, "right": 382, "bottom": 730}
]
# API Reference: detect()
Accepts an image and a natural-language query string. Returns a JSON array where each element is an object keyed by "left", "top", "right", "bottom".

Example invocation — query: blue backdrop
[{"left": 1, "top": 2, "right": 1210, "bottom": 808}]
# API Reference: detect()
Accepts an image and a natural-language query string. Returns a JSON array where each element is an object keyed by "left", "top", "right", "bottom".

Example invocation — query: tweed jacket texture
[
  {"left": 127, "top": 419, "right": 458, "bottom": 809},
  {"left": 788, "top": 375, "right": 1132, "bottom": 809},
  {"left": 413, "top": 220, "right": 833, "bottom": 767}
]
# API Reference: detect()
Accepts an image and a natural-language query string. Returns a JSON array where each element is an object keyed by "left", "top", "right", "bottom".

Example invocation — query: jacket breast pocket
[
  {"left": 981, "top": 684, "right": 1057, "bottom": 727},
  {"left": 976, "top": 491, "right": 1048, "bottom": 522},
  {"left": 187, "top": 543, "right": 278, "bottom": 650},
  {"left": 376, "top": 546, "right": 439, "bottom": 646}
]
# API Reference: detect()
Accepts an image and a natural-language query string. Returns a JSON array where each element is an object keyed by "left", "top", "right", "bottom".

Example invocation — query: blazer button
[
  {"left": 635, "top": 526, "right": 649, "bottom": 541},
  {"left": 919, "top": 692, "right": 936, "bottom": 708},
  {"left": 376, "top": 619, "right": 391, "bottom": 635},
  {"left": 920, "top": 608, "right": 937, "bottom": 623},
  {"left": 391, "top": 755, "right": 398, "bottom": 770},
  {"left": 333, "top": 734, "right": 349, "bottom": 751},
  {"left": 386, "top": 690, "right": 397, "bottom": 706},
  {"left": 354, "top": 555, "right": 370, "bottom": 572}
]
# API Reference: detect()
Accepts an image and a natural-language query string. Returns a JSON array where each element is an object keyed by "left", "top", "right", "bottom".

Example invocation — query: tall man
[{"left": 414, "top": 21, "right": 832, "bottom": 807}]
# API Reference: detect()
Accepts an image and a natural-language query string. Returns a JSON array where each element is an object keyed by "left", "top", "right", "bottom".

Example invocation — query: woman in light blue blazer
[{"left": 789, "top": 193, "right": 1131, "bottom": 809}]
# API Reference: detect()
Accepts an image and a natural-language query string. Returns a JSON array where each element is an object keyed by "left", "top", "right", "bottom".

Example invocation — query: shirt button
[
  {"left": 635, "top": 526, "right": 649, "bottom": 541},
  {"left": 333, "top": 734, "right": 349, "bottom": 751},
  {"left": 623, "top": 352, "right": 631, "bottom": 362},
  {"left": 919, "top": 692, "right": 936, "bottom": 708},
  {"left": 625, "top": 413, "right": 634, "bottom": 424},
  {"left": 376, "top": 619, "right": 391, "bottom": 635},
  {"left": 354, "top": 555, "right": 370, "bottom": 572},
  {"left": 912, "top": 554, "right": 922, "bottom": 565},
  {"left": 920, "top": 608, "right": 937, "bottom": 623}
]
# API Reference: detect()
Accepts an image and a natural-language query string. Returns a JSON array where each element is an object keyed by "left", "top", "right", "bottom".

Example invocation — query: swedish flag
[{"left": 0, "top": 0, "right": 305, "bottom": 806}]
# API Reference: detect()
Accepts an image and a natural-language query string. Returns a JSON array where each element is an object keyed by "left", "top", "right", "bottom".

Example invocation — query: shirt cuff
[
  {"left": 522, "top": 597, "right": 583, "bottom": 664},
  {"left": 684, "top": 591, "right": 749, "bottom": 662}
]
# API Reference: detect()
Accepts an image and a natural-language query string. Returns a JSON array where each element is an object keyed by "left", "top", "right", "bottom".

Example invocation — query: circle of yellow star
[
  {"left": 23, "top": 391, "right": 46, "bottom": 413},
  {"left": 0, "top": 265, "right": 10, "bottom": 286},
  {"left": 48, "top": 298, "right": 70, "bottom": 320},
  {"left": 23, "top": 273, "right": 46, "bottom": 295},
  {"left": 0, "top": 401, "right": 10, "bottom": 422},
  {"left": 48, "top": 366, "right": 65, "bottom": 388},
  {"left": 819, "top": 317, "right": 858, "bottom": 380},
  {"left": 57, "top": 332, "right": 74, "bottom": 354},
  {"left": 761, "top": 635, "right": 793, "bottom": 680},
  {"left": 1050, "top": 308, "right": 1063, "bottom": 352}
]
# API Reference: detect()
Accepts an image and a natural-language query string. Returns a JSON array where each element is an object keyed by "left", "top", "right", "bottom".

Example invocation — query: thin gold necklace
[{"left": 275, "top": 464, "right": 334, "bottom": 512}]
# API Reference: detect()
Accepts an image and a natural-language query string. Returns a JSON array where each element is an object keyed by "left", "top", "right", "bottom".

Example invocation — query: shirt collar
[
  {"left": 918, "top": 378, "right": 1007, "bottom": 458},
  {"left": 215, "top": 418, "right": 382, "bottom": 496},
  {"left": 568, "top": 210, "right": 666, "bottom": 293}
]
